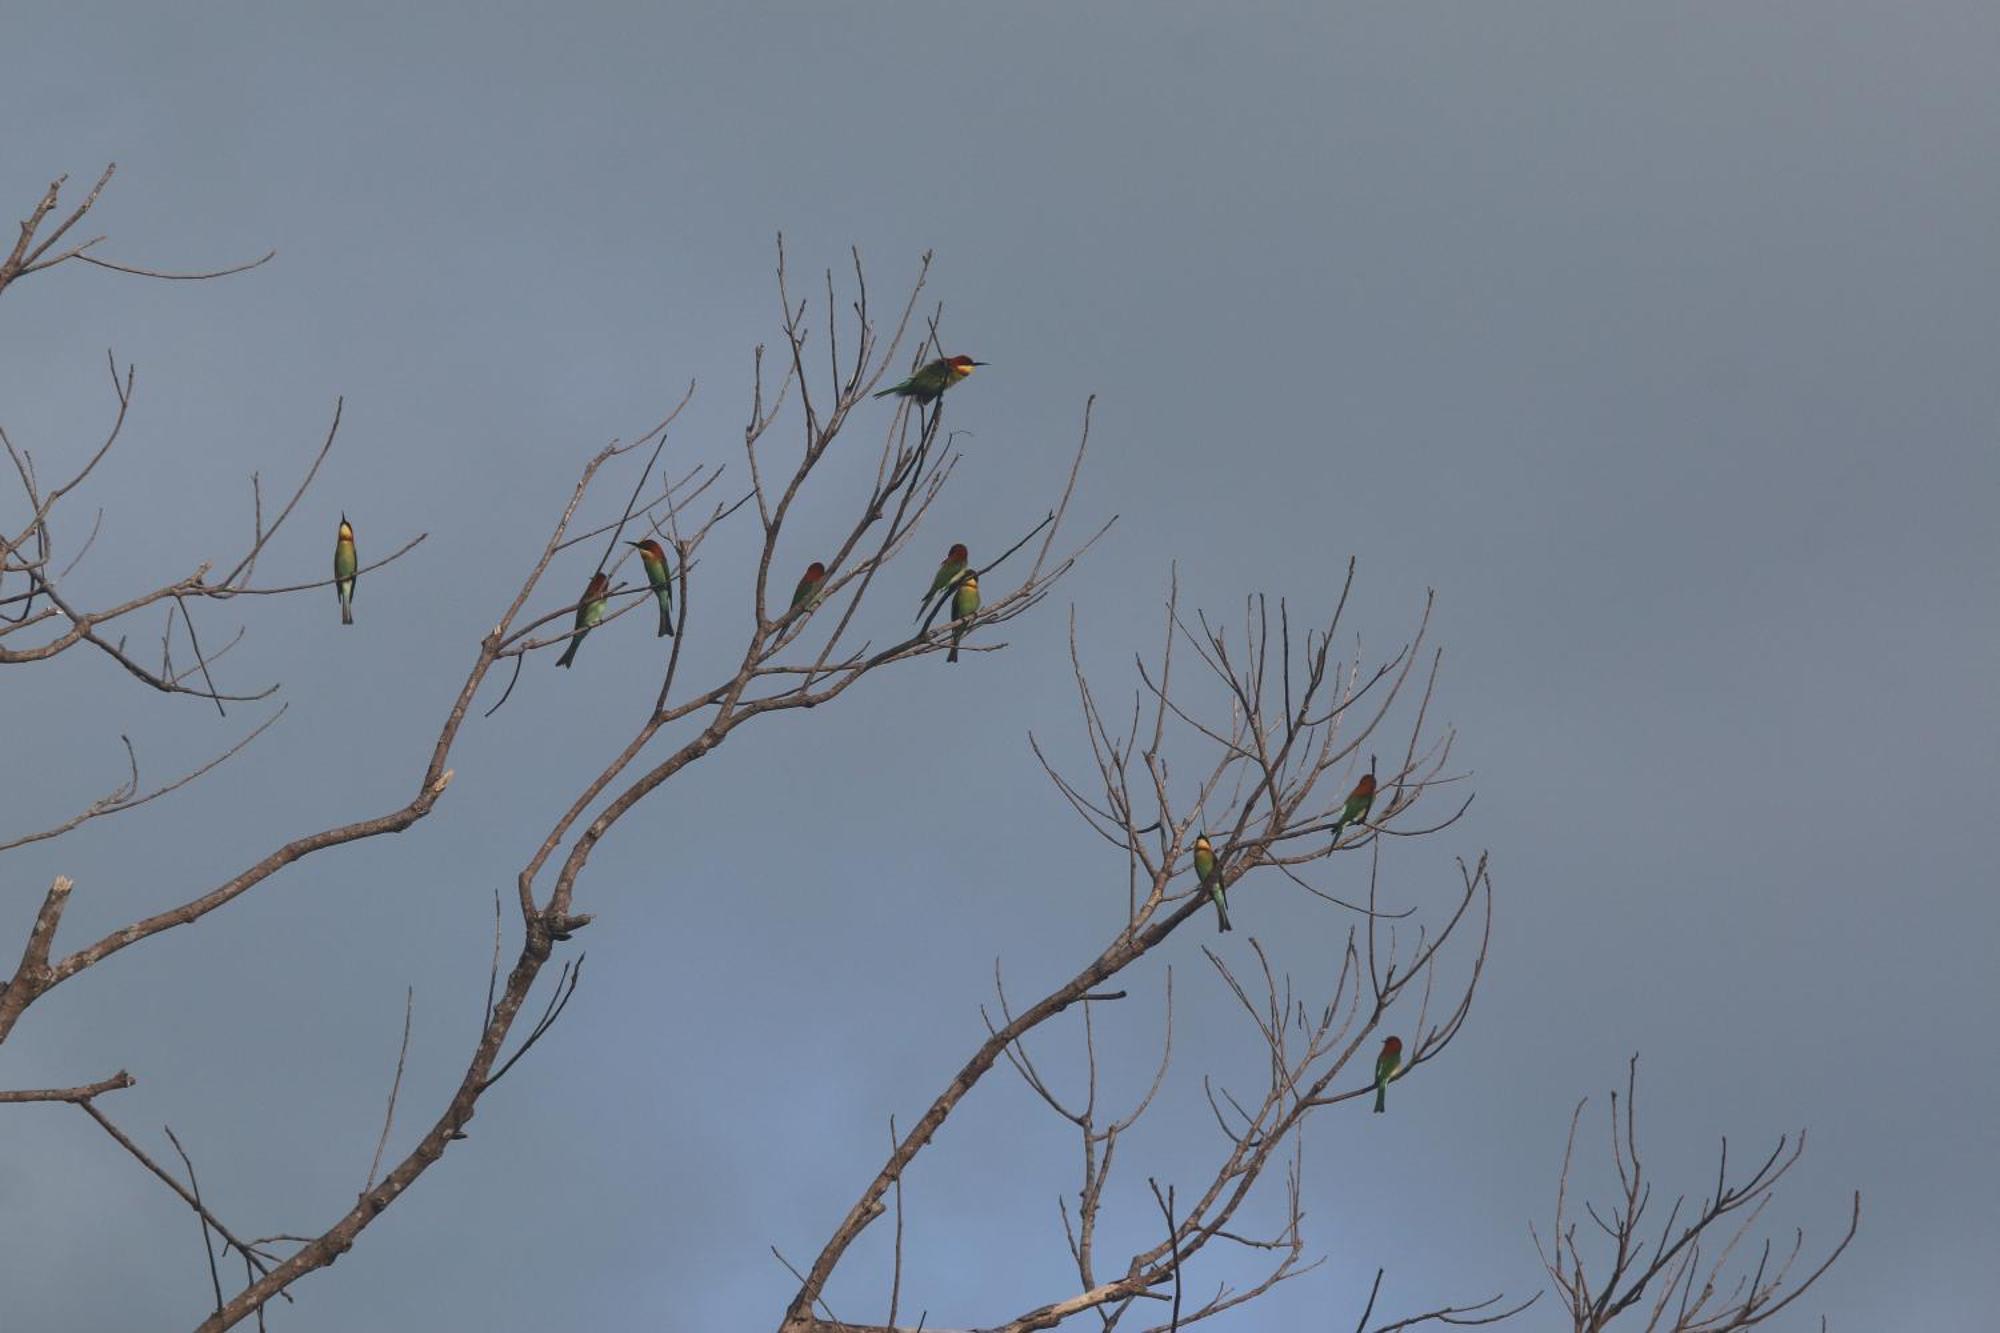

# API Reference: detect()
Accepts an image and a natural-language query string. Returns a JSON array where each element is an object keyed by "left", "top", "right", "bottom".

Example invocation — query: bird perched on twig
[
  {"left": 1331, "top": 760, "right": 1377, "bottom": 844},
  {"left": 555, "top": 572, "right": 610, "bottom": 668},
  {"left": 918, "top": 543, "right": 969, "bottom": 621},
  {"left": 1193, "top": 834, "right": 1231, "bottom": 932},
  {"left": 626, "top": 538, "right": 675, "bottom": 637},
  {"left": 789, "top": 561, "right": 827, "bottom": 613},
  {"left": 947, "top": 574, "right": 980, "bottom": 663},
  {"left": 333, "top": 515, "right": 357, "bottom": 625},
  {"left": 1373, "top": 1035, "right": 1403, "bottom": 1114},
  {"left": 875, "top": 355, "right": 987, "bottom": 405}
]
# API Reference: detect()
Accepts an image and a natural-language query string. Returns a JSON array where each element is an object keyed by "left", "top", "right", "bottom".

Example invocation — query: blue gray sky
[{"left": 3, "top": 4, "right": 1995, "bottom": 1329}]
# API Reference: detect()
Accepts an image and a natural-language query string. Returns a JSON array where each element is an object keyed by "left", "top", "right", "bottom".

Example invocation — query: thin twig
[{"left": 364, "top": 988, "right": 415, "bottom": 1191}]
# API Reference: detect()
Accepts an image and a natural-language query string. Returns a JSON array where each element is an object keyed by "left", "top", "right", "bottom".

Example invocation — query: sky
[{"left": 3, "top": 3, "right": 1996, "bottom": 1329}]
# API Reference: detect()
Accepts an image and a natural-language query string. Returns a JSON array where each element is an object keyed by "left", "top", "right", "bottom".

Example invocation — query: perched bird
[
  {"left": 874, "top": 355, "right": 987, "bottom": 405},
  {"left": 1331, "top": 761, "right": 1378, "bottom": 844},
  {"left": 555, "top": 571, "right": 611, "bottom": 668},
  {"left": 947, "top": 573, "right": 981, "bottom": 663},
  {"left": 1373, "top": 1035, "right": 1404, "bottom": 1114},
  {"left": 789, "top": 561, "right": 828, "bottom": 613},
  {"left": 1193, "top": 834, "right": 1231, "bottom": 933},
  {"left": 626, "top": 538, "right": 675, "bottom": 637},
  {"left": 917, "top": 542, "right": 970, "bottom": 620},
  {"left": 333, "top": 515, "right": 358, "bottom": 626}
]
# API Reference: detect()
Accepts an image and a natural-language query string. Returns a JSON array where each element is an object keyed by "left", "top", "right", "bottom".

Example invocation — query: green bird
[
  {"left": 1331, "top": 759, "right": 1378, "bottom": 844},
  {"left": 947, "top": 573, "right": 980, "bottom": 663},
  {"left": 789, "top": 561, "right": 827, "bottom": 614},
  {"left": 917, "top": 542, "right": 969, "bottom": 621},
  {"left": 874, "top": 354, "right": 987, "bottom": 405},
  {"left": 1373, "top": 1035, "right": 1403, "bottom": 1114},
  {"left": 333, "top": 514, "right": 357, "bottom": 626},
  {"left": 555, "top": 571, "right": 611, "bottom": 668},
  {"left": 1193, "top": 834, "right": 1231, "bottom": 932},
  {"left": 626, "top": 538, "right": 675, "bottom": 637}
]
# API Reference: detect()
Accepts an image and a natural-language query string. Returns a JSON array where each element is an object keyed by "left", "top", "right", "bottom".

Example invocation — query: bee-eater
[
  {"left": 333, "top": 515, "right": 357, "bottom": 625},
  {"left": 789, "top": 561, "right": 827, "bottom": 614},
  {"left": 917, "top": 542, "right": 969, "bottom": 620},
  {"left": 1331, "top": 761, "right": 1378, "bottom": 843},
  {"left": 1193, "top": 834, "right": 1231, "bottom": 932},
  {"left": 1373, "top": 1035, "right": 1403, "bottom": 1114},
  {"left": 555, "top": 571, "right": 611, "bottom": 668},
  {"left": 874, "top": 355, "right": 987, "bottom": 404},
  {"left": 626, "top": 538, "right": 674, "bottom": 637},
  {"left": 947, "top": 573, "right": 980, "bottom": 663}
]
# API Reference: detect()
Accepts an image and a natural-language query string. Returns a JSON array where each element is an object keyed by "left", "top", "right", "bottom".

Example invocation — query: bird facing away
[
  {"left": 333, "top": 515, "right": 357, "bottom": 626},
  {"left": 555, "top": 571, "right": 611, "bottom": 668},
  {"left": 790, "top": 561, "right": 827, "bottom": 613},
  {"left": 1193, "top": 834, "right": 1231, "bottom": 932},
  {"left": 874, "top": 355, "right": 987, "bottom": 404},
  {"left": 918, "top": 542, "right": 970, "bottom": 620},
  {"left": 1373, "top": 1035, "right": 1403, "bottom": 1113},
  {"left": 947, "top": 573, "right": 981, "bottom": 663},
  {"left": 1331, "top": 761, "right": 1378, "bottom": 844},
  {"left": 626, "top": 538, "right": 674, "bottom": 637}
]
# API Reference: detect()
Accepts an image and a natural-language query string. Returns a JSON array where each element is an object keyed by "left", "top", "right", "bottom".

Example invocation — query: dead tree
[
  {"left": 3, "top": 167, "right": 1855, "bottom": 1333},
  {"left": 769, "top": 568, "right": 1549, "bottom": 1332},
  {"left": 3, "top": 167, "right": 1101, "bottom": 1329},
  {"left": 1533, "top": 1056, "right": 1860, "bottom": 1332},
  {"left": 0, "top": 166, "right": 345, "bottom": 700}
]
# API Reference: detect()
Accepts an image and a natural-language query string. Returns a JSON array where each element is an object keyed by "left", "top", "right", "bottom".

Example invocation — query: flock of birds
[
  {"left": 329, "top": 352, "right": 1405, "bottom": 1109},
  {"left": 1192, "top": 760, "right": 1399, "bottom": 1108},
  {"left": 328, "top": 355, "right": 989, "bottom": 659}
]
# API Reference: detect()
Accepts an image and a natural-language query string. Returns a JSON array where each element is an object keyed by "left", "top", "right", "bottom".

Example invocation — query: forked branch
[{"left": 1531, "top": 1056, "right": 1858, "bottom": 1332}]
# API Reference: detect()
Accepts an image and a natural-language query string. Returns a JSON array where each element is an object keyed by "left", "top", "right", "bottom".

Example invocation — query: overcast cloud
[{"left": 3, "top": 4, "right": 1995, "bottom": 1329}]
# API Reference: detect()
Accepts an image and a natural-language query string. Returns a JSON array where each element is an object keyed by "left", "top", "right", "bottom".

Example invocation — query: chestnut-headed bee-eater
[
  {"left": 555, "top": 571, "right": 611, "bottom": 668},
  {"left": 917, "top": 542, "right": 969, "bottom": 620},
  {"left": 1331, "top": 761, "right": 1378, "bottom": 844},
  {"left": 626, "top": 538, "right": 674, "bottom": 637},
  {"left": 333, "top": 515, "right": 357, "bottom": 626},
  {"left": 874, "top": 355, "right": 987, "bottom": 404},
  {"left": 947, "top": 573, "right": 980, "bottom": 663},
  {"left": 1193, "top": 834, "right": 1231, "bottom": 932},
  {"left": 1373, "top": 1035, "right": 1403, "bottom": 1113},
  {"left": 790, "top": 561, "right": 827, "bottom": 613}
]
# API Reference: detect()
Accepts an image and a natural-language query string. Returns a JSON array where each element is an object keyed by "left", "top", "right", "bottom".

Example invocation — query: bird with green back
[
  {"left": 874, "top": 355, "right": 987, "bottom": 405},
  {"left": 555, "top": 571, "right": 611, "bottom": 668},
  {"left": 917, "top": 542, "right": 969, "bottom": 621},
  {"left": 1373, "top": 1035, "right": 1403, "bottom": 1114},
  {"left": 1331, "top": 759, "right": 1378, "bottom": 844},
  {"left": 626, "top": 538, "right": 674, "bottom": 637},
  {"left": 1193, "top": 834, "right": 1231, "bottom": 932},
  {"left": 790, "top": 561, "right": 827, "bottom": 614}
]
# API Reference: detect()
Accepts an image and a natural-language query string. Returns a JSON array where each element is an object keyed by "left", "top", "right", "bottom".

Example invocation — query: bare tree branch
[
  {"left": 782, "top": 567, "right": 1486, "bottom": 1333},
  {"left": 0, "top": 1070, "right": 135, "bottom": 1104},
  {"left": 1535, "top": 1056, "right": 1858, "bottom": 1332}
]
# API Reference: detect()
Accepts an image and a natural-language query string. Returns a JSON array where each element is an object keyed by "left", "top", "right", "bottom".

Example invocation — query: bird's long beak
[{"left": 971, "top": 360, "right": 990, "bottom": 366}]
